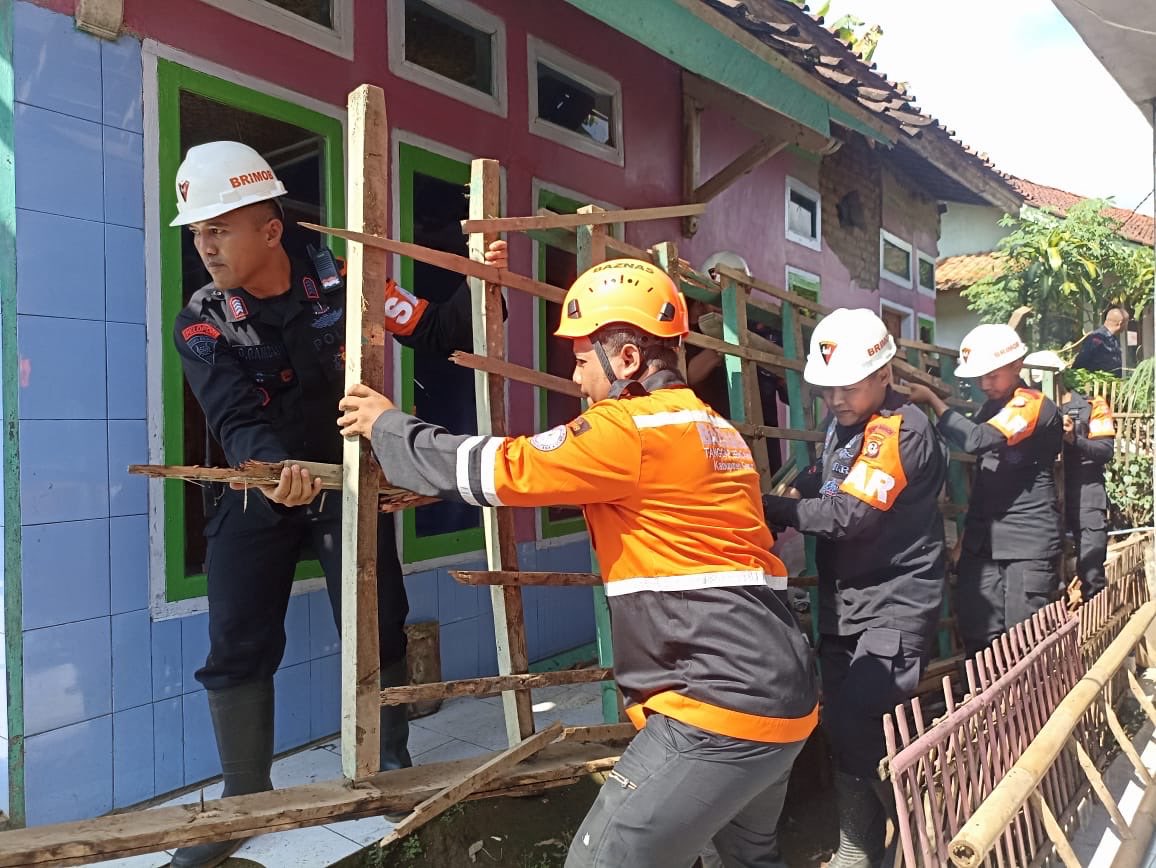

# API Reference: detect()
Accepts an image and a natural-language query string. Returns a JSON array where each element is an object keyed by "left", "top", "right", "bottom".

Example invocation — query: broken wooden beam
[
  {"left": 449, "top": 351, "right": 583, "bottom": 399},
  {"left": 127, "top": 462, "right": 437, "bottom": 513},
  {"left": 451, "top": 570, "right": 600, "bottom": 587},
  {"left": 0, "top": 740, "right": 627, "bottom": 867},
  {"left": 380, "top": 722, "right": 564, "bottom": 847},
  {"left": 460, "top": 203, "right": 707, "bottom": 234},
  {"left": 381, "top": 669, "right": 613, "bottom": 705},
  {"left": 299, "top": 223, "right": 568, "bottom": 305},
  {"left": 693, "top": 137, "right": 787, "bottom": 204}
]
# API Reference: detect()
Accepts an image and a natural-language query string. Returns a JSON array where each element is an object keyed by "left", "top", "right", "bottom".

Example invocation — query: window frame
[
  {"left": 915, "top": 250, "right": 937, "bottom": 297},
  {"left": 880, "top": 298, "right": 916, "bottom": 341},
  {"left": 530, "top": 181, "right": 618, "bottom": 542},
  {"left": 387, "top": 0, "right": 508, "bottom": 118},
  {"left": 393, "top": 136, "right": 487, "bottom": 567},
  {"left": 785, "top": 264, "right": 822, "bottom": 304},
  {"left": 917, "top": 314, "right": 937, "bottom": 345},
  {"left": 149, "top": 54, "right": 346, "bottom": 612},
  {"left": 198, "top": 0, "right": 353, "bottom": 58},
  {"left": 784, "top": 176, "right": 822, "bottom": 251},
  {"left": 527, "top": 36, "right": 624, "bottom": 166},
  {"left": 880, "top": 229, "right": 913, "bottom": 287}
]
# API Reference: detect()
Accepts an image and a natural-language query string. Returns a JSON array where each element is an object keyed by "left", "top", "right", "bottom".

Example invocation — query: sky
[{"left": 821, "top": 0, "right": 1154, "bottom": 214}]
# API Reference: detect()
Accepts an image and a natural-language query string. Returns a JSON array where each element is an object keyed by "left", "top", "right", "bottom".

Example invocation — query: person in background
[
  {"left": 1024, "top": 350, "right": 1116, "bottom": 602},
  {"left": 1073, "top": 305, "right": 1129, "bottom": 378},
  {"left": 908, "top": 324, "right": 1063, "bottom": 657}
]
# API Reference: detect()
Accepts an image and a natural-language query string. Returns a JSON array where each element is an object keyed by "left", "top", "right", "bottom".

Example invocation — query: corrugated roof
[
  {"left": 1010, "top": 177, "right": 1154, "bottom": 246},
  {"left": 700, "top": 0, "right": 1021, "bottom": 207},
  {"left": 936, "top": 252, "right": 1005, "bottom": 293}
]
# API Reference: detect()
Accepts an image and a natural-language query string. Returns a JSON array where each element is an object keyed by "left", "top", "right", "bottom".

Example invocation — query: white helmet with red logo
[
  {"left": 955, "top": 323, "right": 1027, "bottom": 378},
  {"left": 170, "top": 141, "right": 288, "bottom": 227},
  {"left": 804, "top": 307, "right": 896, "bottom": 387}
]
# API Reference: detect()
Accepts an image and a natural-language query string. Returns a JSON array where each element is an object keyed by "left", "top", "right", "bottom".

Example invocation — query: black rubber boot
[
  {"left": 826, "top": 771, "right": 886, "bottom": 868},
  {"left": 169, "top": 680, "right": 275, "bottom": 868},
  {"left": 380, "top": 658, "right": 413, "bottom": 772}
]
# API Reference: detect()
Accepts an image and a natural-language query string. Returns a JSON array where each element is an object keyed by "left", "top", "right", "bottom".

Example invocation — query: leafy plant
[
  {"left": 1106, "top": 455, "right": 1153, "bottom": 530},
  {"left": 963, "top": 200, "right": 1154, "bottom": 348},
  {"left": 786, "top": 1, "right": 884, "bottom": 62}
]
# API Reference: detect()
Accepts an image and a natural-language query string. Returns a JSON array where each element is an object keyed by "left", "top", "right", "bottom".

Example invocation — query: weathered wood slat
[
  {"left": 380, "top": 669, "right": 613, "bottom": 705},
  {"left": 450, "top": 351, "right": 583, "bottom": 399},
  {"left": 128, "top": 462, "right": 437, "bottom": 513},
  {"left": 452, "top": 570, "right": 600, "bottom": 587},
  {"left": 381, "top": 722, "right": 563, "bottom": 846},
  {"left": 460, "top": 203, "right": 706, "bottom": 234},
  {"left": 0, "top": 741, "right": 626, "bottom": 867}
]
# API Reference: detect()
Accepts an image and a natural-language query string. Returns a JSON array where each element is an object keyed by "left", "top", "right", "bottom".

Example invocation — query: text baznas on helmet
[{"left": 555, "top": 258, "right": 690, "bottom": 340}]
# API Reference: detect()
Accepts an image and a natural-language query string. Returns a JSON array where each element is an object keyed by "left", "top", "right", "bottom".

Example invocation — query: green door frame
[{"left": 157, "top": 59, "right": 346, "bottom": 601}]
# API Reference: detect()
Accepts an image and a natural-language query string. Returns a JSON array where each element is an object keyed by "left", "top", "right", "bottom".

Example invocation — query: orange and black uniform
[
  {"left": 370, "top": 370, "right": 819, "bottom": 742},
  {"left": 174, "top": 262, "right": 474, "bottom": 692},
  {"left": 936, "top": 383, "right": 1063, "bottom": 655},
  {"left": 762, "top": 388, "right": 946, "bottom": 776},
  {"left": 1061, "top": 392, "right": 1115, "bottom": 598}
]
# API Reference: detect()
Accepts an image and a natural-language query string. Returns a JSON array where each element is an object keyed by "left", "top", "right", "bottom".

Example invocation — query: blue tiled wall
[{"left": 10, "top": 1, "right": 595, "bottom": 827}]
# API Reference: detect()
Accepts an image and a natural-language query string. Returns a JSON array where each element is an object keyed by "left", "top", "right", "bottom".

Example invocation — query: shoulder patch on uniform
[
  {"left": 311, "top": 307, "right": 343, "bottom": 329},
  {"left": 567, "top": 417, "right": 592, "bottom": 438},
  {"left": 181, "top": 322, "right": 221, "bottom": 365},
  {"left": 1089, "top": 396, "right": 1116, "bottom": 439},
  {"left": 382, "top": 280, "right": 429, "bottom": 337},
  {"left": 228, "top": 295, "right": 249, "bottom": 321},
  {"left": 529, "top": 425, "right": 568, "bottom": 452},
  {"left": 988, "top": 388, "right": 1044, "bottom": 445},
  {"left": 840, "top": 415, "right": 907, "bottom": 511}
]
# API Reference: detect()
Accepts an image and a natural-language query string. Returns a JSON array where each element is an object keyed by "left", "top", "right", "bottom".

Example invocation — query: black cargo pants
[{"left": 195, "top": 490, "right": 409, "bottom": 691}]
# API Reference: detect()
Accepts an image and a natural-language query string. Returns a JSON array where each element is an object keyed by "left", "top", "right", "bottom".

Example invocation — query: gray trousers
[
  {"left": 565, "top": 713, "right": 805, "bottom": 868},
  {"left": 957, "top": 555, "right": 1059, "bottom": 657}
]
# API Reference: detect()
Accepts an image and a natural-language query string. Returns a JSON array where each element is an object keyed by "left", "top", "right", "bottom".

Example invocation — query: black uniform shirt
[
  {"left": 763, "top": 388, "right": 947, "bottom": 637},
  {"left": 1073, "top": 326, "right": 1123, "bottom": 377},
  {"left": 938, "top": 383, "right": 1063, "bottom": 560},
  {"left": 174, "top": 256, "right": 478, "bottom": 494},
  {"left": 1060, "top": 391, "right": 1115, "bottom": 513}
]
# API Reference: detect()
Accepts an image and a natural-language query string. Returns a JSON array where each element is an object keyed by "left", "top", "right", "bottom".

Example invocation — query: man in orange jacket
[{"left": 339, "top": 259, "right": 818, "bottom": 868}]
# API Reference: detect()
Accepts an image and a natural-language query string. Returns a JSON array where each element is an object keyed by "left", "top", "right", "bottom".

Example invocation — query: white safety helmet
[
  {"left": 955, "top": 323, "right": 1028, "bottom": 378},
  {"left": 803, "top": 307, "right": 896, "bottom": 388},
  {"left": 1022, "top": 350, "right": 1067, "bottom": 385},
  {"left": 170, "top": 141, "right": 288, "bottom": 227}
]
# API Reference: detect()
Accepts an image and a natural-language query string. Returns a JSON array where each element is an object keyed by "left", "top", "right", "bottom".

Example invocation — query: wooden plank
[
  {"left": 694, "top": 136, "right": 787, "bottom": 204},
  {"left": 697, "top": 311, "right": 784, "bottom": 355},
  {"left": 341, "top": 84, "right": 387, "bottom": 780},
  {"left": 897, "top": 335, "right": 960, "bottom": 357},
  {"left": 720, "top": 275, "right": 771, "bottom": 486},
  {"left": 127, "top": 462, "right": 438, "bottom": 513},
  {"left": 460, "top": 203, "right": 707, "bottom": 234},
  {"left": 469, "top": 159, "right": 535, "bottom": 746},
  {"left": 380, "top": 722, "right": 564, "bottom": 846},
  {"left": 685, "top": 331, "right": 804, "bottom": 372},
  {"left": 299, "top": 222, "right": 568, "bottom": 304},
  {"left": 381, "top": 669, "right": 613, "bottom": 705},
  {"left": 449, "top": 351, "right": 583, "bottom": 399},
  {"left": 0, "top": 742, "right": 625, "bottom": 867},
  {"left": 451, "top": 570, "right": 600, "bottom": 586},
  {"left": 682, "top": 90, "right": 701, "bottom": 236},
  {"left": 562, "top": 723, "right": 637, "bottom": 744},
  {"left": 714, "top": 263, "right": 833, "bottom": 316}
]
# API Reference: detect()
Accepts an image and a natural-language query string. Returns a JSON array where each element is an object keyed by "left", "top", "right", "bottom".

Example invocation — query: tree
[
  {"left": 786, "top": 1, "right": 884, "bottom": 62},
  {"left": 962, "top": 200, "right": 1154, "bottom": 350}
]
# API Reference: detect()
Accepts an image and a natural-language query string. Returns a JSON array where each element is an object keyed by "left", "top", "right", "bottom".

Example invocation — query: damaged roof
[
  {"left": 1011, "top": 177, "right": 1155, "bottom": 247},
  {"left": 700, "top": 0, "right": 1022, "bottom": 210}
]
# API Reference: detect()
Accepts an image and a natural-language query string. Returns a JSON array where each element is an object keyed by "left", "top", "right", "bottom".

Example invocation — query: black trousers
[
  {"left": 956, "top": 555, "right": 1058, "bottom": 658},
  {"left": 1067, "top": 507, "right": 1108, "bottom": 599},
  {"left": 819, "top": 629, "right": 930, "bottom": 778},
  {"left": 195, "top": 492, "right": 409, "bottom": 691}
]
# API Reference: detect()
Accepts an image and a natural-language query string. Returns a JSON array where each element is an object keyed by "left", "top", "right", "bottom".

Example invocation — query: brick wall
[{"left": 819, "top": 132, "right": 881, "bottom": 288}]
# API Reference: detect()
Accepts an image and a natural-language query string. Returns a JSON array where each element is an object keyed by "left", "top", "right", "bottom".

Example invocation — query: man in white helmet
[
  {"left": 907, "top": 324, "right": 1063, "bottom": 658},
  {"left": 1024, "top": 350, "right": 1116, "bottom": 602},
  {"left": 168, "top": 141, "right": 506, "bottom": 868},
  {"left": 762, "top": 307, "right": 947, "bottom": 868}
]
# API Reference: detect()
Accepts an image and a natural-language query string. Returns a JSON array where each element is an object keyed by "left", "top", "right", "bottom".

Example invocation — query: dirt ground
[{"left": 342, "top": 733, "right": 839, "bottom": 868}]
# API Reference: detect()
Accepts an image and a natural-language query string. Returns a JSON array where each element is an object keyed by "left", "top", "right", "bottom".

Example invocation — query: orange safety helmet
[{"left": 554, "top": 258, "right": 689, "bottom": 340}]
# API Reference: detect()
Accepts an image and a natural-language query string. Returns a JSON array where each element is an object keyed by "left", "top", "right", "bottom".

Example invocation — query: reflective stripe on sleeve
[{"left": 604, "top": 570, "right": 787, "bottom": 597}]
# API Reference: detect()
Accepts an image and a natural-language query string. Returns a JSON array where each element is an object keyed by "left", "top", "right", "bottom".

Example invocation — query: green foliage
[
  {"left": 1116, "top": 357, "right": 1155, "bottom": 416},
  {"left": 1064, "top": 367, "right": 1120, "bottom": 395},
  {"left": 787, "top": 1, "right": 883, "bottom": 61},
  {"left": 962, "top": 201, "right": 1154, "bottom": 348},
  {"left": 1106, "top": 454, "right": 1153, "bottom": 530}
]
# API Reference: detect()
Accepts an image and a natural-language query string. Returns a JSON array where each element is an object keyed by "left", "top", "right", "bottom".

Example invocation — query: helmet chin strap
[{"left": 592, "top": 339, "right": 648, "bottom": 399}]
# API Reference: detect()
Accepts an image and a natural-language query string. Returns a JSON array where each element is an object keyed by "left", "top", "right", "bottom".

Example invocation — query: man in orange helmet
[{"left": 339, "top": 259, "right": 818, "bottom": 868}]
